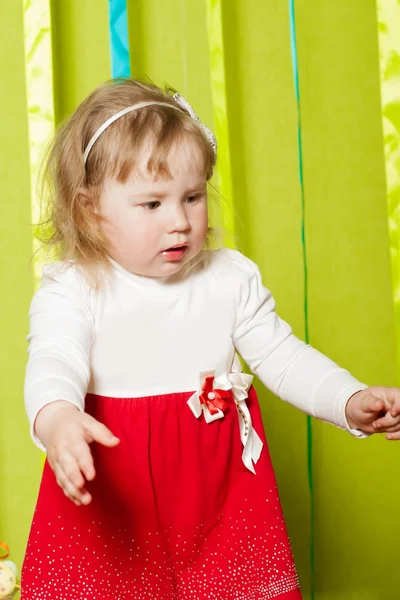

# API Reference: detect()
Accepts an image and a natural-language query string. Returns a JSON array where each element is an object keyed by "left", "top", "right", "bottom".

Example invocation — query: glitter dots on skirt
[{"left": 21, "top": 389, "right": 302, "bottom": 599}]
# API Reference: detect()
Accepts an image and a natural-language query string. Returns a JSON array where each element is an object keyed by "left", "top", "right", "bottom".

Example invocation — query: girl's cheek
[{"left": 100, "top": 222, "right": 116, "bottom": 242}]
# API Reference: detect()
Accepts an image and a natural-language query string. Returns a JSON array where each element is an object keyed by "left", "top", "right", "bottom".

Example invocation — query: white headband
[{"left": 83, "top": 92, "right": 217, "bottom": 164}]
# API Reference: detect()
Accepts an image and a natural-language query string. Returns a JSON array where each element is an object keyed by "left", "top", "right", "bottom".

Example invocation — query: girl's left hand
[{"left": 345, "top": 387, "right": 400, "bottom": 439}]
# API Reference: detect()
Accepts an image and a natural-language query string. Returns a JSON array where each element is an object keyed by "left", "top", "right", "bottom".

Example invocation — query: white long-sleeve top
[{"left": 25, "top": 249, "right": 367, "bottom": 449}]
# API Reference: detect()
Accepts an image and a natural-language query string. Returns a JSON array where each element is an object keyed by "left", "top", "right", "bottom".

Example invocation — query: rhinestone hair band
[{"left": 83, "top": 93, "right": 217, "bottom": 164}]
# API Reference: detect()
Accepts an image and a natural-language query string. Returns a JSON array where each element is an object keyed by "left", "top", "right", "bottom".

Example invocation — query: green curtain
[
  {"left": 377, "top": 0, "right": 400, "bottom": 370},
  {"left": 1, "top": 2, "right": 399, "bottom": 599},
  {"left": 0, "top": 0, "right": 43, "bottom": 575}
]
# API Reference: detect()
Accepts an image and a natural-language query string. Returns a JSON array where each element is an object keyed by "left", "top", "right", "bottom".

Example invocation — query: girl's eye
[
  {"left": 144, "top": 201, "right": 161, "bottom": 211},
  {"left": 186, "top": 195, "right": 200, "bottom": 204}
]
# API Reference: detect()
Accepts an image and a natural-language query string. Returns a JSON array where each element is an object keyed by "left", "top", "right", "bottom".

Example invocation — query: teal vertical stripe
[
  {"left": 108, "top": 0, "right": 131, "bottom": 78},
  {"left": 289, "top": 2, "right": 315, "bottom": 599}
]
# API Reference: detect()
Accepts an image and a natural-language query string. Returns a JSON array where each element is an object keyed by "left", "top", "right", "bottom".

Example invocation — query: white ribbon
[{"left": 187, "top": 364, "right": 264, "bottom": 473}]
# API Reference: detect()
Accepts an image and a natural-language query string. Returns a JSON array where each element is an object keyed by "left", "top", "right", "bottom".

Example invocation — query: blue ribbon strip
[
  {"left": 108, "top": 0, "right": 131, "bottom": 78},
  {"left": 288, "top": 1, "right": 315, "bottom": 598}
]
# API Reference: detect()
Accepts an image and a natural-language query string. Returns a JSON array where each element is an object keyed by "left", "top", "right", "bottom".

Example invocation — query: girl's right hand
[{"left": 34, "top": 401, "right": 120, "bottom": 506}]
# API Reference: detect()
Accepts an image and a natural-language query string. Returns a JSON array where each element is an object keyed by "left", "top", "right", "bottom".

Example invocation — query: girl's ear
[
  {"left": 77, "top": 188, "right": 98, "bottom": 214},
  {"left": 74, "top": 188, "right": 103, "bottom": 234}
]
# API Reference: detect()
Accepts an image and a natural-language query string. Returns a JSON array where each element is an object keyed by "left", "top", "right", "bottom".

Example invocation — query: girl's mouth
[{"left": 161, "top": 245, "right": 188, "bottom": 261}]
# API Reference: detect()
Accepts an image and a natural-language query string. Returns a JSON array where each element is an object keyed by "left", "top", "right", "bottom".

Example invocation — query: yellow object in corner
[{"left": 0, "top": 544, "right": 20, "bottom": 600}]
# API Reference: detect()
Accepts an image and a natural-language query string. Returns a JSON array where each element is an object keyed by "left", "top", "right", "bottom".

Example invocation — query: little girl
[{"left": 22, "top": 78, "right": 400, "bottom": 600}]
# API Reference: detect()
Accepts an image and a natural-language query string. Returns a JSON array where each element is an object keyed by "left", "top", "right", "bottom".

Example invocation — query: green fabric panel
[
  {"left": 23, "top": 0, "right": 55, "bottom": 282},
  {"left": 377, "top": 0, "right": 400, "bottom": 371},
  {"left": 24, "top": 0, "right": 55, "bottom": 225},
  {"left": 50, "top": 0, "right": 110, "bottom": 122},
  {"left": 222, "top": 2, "right": 312, "bottom": 595},
  {"left": 128, "top": 0, "right": 212, "bottom": 110},
  {"left": 205, "top": 0, "right": 235, "bottom": 246},
  {"left": 0, "top": 0, "right": 42, "bottom": 572},
  {"left": 127, "top": 0, "right": 215, "bottom": 147},
  {"left": 296, "top": 1, "right": 398, "bottom": 598}
]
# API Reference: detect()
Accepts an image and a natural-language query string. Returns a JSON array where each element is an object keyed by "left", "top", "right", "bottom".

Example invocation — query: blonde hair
[{"left": 38, "top": 78, "right": 218, "bottom": 284}]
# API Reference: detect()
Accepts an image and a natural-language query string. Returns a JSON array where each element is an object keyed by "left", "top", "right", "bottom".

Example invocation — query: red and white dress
[{"left": 22, "top": 249, "right": 366, "bottom": 599}]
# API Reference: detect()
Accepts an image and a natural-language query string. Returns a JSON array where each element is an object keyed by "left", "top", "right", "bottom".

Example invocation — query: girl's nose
[{"left": 167, "top": 205, "right": 190, "bottom": 233}]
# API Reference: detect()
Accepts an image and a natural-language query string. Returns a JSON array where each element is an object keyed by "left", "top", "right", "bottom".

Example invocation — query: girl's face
[{"left": 98, "top": 139, "right": 209, "bottom": 278}]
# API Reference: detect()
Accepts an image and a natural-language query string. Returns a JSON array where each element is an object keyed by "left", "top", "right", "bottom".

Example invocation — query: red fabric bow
[{"left": 199, "top": 376, "right": 233, "bottom": 415}]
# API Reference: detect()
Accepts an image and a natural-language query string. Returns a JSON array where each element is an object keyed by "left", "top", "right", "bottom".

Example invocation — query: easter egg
[{"left": 0, "top": 561, "right": 18, "bottom": 599}]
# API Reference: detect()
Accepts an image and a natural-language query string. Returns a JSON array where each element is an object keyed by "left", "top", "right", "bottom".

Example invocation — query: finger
[
  {"left": 380, "top": 387, "right": 400, "bottom": 408},
  {"left": 386, "top": 431, "right": 400, "bottom": 440},
  {"left": 373, "top": 416, "right": 394, "bottom": 429},
  {"left": 60, "top": 472, "right": 92, "bottom": 506},
  {"left": 390, "top": 405, "right": 400, "bottom": 418},
  {"left": 379, "top": 422, "right": 400, "bottom": 433},
  {"left": 373, "top": 414, "right": 400, "bottom": 430},
  {"left": 47, "top": 447, "right": 87, "bottom": 497},
  {"left": 84, "top": 417, "right": 120, "bottom": 448},
  {"left": 74, "top": 442, "right": 96, "bottom": 482},
  {"left": 55, "top": 464, "right": 92, "bottom": 505},
  {"left": 64, "top": 484, "right": 91, "bottom": 506},
  {"left": 362, "top": 396, "right": 386, "bottom": 415},
  {"left": 59, "top": 453, "right": 86, "bottom": 489},
  {"left": 55, "top": 468, "right": 85, "bottom": 505}
]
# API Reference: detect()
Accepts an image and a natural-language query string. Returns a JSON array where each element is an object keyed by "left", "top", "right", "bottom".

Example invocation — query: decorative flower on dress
[
  {"left": 199, "top": 376, "right": 233, "bottom": 415},
  {"left": 187, "top": 360, "right": 264, "bottom": 474}
]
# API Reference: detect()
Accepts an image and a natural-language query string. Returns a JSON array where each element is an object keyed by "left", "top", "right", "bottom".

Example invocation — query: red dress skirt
[{"left": 21, "top": 388, "right": 302, "bottom": 599}]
